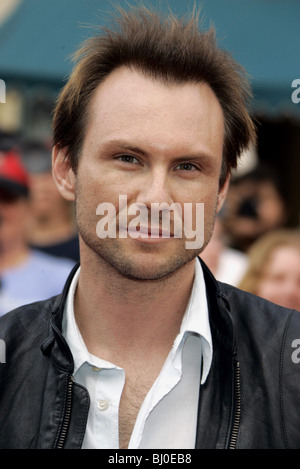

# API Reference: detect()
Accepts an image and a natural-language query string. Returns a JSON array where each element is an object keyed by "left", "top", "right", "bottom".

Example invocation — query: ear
[
  {"left": 216, "top": 172, "right": 231, "bottom": 214},
  {"left": 52, "top": 146, "right": 76, "bottom": 202}
]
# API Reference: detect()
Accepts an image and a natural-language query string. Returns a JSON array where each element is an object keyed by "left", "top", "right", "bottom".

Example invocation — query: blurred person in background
[
  {"left": 221, "top": 165, "right": 288, "bottom": 253},
  {"left": 0, "top": 5, "right": 299, "bottom": 450},
  {"left": 21, "top": 140, "right": 79, "bottom": 261},
  {"left": 238, "top": 229, "right": 300, "bottom": 311},
  {"left": 0, "top": 136, "right": 75, "bottom": 316},
  {"left": 200, "top": 215, "right": 248, "bottom": 286}
]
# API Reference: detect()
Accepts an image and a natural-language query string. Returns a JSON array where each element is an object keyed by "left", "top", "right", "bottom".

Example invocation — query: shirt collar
[
  {"left": 172, "top": 258, "right": 212, "bottom": 383},
  {"left": 62, "top": 259, "right": 212, "bottom": 383},
  {"left": 62, "top": 266, "right": 101, "bottom": 374}
]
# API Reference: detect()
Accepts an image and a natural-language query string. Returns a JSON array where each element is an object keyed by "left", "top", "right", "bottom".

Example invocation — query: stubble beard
[
  {"left": 76, "top": 210, "right": 214, "bottom": 282},
  {"left": 74, "top": 181, "right": 216, "bottom": 281},
  {"left": 81, "top": 234, "right": 207, "bottom": 281}
]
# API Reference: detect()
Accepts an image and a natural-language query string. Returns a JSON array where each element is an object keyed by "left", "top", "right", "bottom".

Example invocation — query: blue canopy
[{"left": 0, "top": 0, "right": 299, "bottom": 116}]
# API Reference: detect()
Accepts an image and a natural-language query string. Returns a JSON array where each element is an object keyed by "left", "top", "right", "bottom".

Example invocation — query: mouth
[
  {"left": 119, "top": 225, "right": 175, "bottom": 240},
  {"left": 135, "top": 225, "right": 173, "bottom": 238}
]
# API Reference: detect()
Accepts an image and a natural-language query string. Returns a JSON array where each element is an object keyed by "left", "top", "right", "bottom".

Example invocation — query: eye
[
  {"left": 175, "top": 162, "right": 197, "bottom": 171},
  {"left": 118, "top": 155, "right": 140, "bottom": 164}
]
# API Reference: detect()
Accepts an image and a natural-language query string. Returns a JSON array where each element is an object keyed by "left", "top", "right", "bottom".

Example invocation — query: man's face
[{"left": 63, "top": 67, "right": 227, "bottom": 280}]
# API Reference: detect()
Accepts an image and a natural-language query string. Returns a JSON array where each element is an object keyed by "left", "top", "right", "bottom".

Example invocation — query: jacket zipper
[
  {"left": 228, "top": 361, "right": 241, "bottom": 449},
  {"left": 55, "top": 374, "right": 73, "bottom": 449},
  {"left": 55, "top": 364, "right": 241, "bottom": 449}
]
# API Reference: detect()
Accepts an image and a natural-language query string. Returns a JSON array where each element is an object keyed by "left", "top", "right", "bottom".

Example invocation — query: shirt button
[{"left": 98, "top": 399, "right": 109, "bottom": 411}]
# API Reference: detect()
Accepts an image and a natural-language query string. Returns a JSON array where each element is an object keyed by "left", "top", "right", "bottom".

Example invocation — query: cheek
[
  {"left": 180, "top": 185, "right": 217, "bottom": 218},
  {"left": 256, "top": 281, "right": 275, "bottom": 298},
  {"left": 75, "top": 174, "right": 122, "bottom": 237},
  {"left": 203, "top": 191, "right": 219, "bottom": 225},
  {"left": 77, "top": 160, "right": 130, "bottom": 203}
]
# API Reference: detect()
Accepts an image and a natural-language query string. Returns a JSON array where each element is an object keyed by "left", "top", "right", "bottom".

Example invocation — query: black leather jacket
[{"left": 0, "top": 260, "right": 299, "bottom": 449}]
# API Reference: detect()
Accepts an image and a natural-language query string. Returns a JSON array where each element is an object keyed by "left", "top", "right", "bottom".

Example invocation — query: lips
[{"left": 127, "top": 225, "right": 173, "bottom": 238}]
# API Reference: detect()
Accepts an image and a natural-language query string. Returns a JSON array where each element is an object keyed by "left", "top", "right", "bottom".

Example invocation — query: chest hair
[{"left": 118, "top": 367, "right": 159, "bottom": 449}]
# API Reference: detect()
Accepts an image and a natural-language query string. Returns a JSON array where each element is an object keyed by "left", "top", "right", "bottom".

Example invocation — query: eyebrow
[
  {"left": 100, "top": 139, "right": 216, "bottom": 163},
  {"left": 101, "top": 139, "right": 150, "bottom": 157}
]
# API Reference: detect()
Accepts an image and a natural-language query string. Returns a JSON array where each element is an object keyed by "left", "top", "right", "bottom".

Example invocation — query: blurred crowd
[
  {"left": 0, "top": 127, "right": 300, "bottom": 315},
  {"left": 0, "top": 129, "right": 79, "bottom": 316},
  {"left": 201, "top": 164, "right": 300, "bottom": 312}
]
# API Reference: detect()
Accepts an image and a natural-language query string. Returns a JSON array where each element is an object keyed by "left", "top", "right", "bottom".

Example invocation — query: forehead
[
  {"left": 84, "top": 67, "right": 224, "bottom": 156},
  {"left": 267, "top": 245, "right": 300, "bottom": 269}
]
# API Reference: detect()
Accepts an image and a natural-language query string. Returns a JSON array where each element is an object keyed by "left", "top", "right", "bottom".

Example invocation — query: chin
[
  {"left": 107, "top": 251, "right": 198, "bottom": 282},
  {"left": 81, "top": 231, "right": 200, "bottom": 280}
]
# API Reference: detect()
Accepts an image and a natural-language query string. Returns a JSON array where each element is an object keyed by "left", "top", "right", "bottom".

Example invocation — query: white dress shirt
[{"left": 62, "top": 259, "right": 213, "bottom": 449}]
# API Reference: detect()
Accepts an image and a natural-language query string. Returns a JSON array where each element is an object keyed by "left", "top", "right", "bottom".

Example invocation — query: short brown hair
[{"left": 52, "top": 5, "right": 256, "bottom": 185}]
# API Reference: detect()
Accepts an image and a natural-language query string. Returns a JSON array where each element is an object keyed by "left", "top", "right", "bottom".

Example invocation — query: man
[
  {"left": 0, "top": 6, "right": 299, "bottom": 449},
  {"left": 0, "top": 139, "right": 75, "bottom": 315},
  {"left": 22, "top": 140, "right": 79, "bottom": 261}
]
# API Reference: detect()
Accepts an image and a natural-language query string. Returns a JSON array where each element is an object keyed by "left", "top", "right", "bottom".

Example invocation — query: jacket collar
[
  {"left": 41, "top": 258, "right": 237, "bottom": 448},
  {"left": 41, "top": 262, "right": 80, "bottom": 371},
  {"left": 199, "top": 257, "right": 236, "bottom": 354},
  {"left": 42, "top": 259, "right": 235, "bottom": 372}
]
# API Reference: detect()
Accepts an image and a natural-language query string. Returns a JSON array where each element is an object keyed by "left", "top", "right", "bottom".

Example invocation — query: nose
[{"left": 135, "top": 166, "right": 173, "bottom": 208}]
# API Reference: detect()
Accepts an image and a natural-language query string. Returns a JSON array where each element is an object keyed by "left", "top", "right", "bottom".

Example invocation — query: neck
[{"left": 74, "top": 247, "right": 196, "bottom": 366}]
